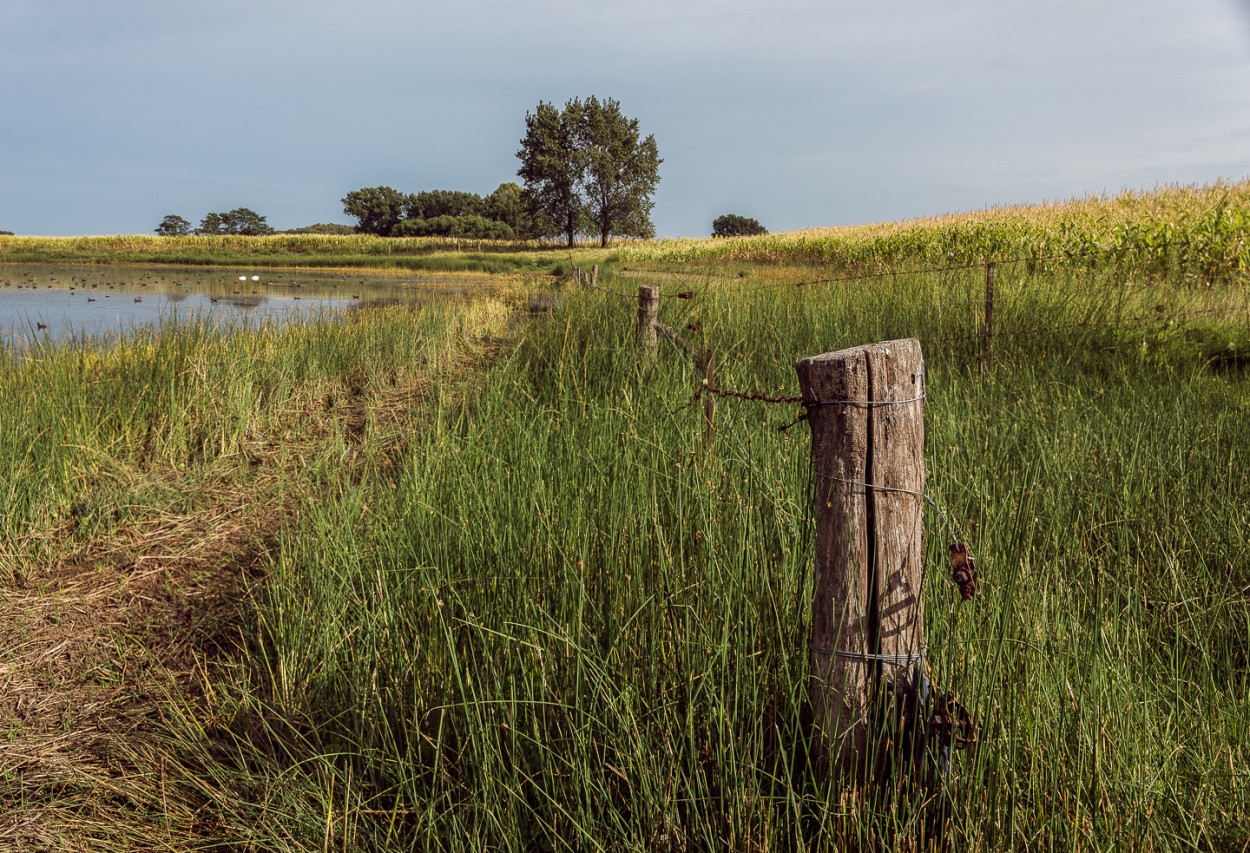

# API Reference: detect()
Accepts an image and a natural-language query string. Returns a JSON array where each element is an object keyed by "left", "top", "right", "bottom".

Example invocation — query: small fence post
[
  {"left": 591, "top": 265, "right": 599, "bottom": 288},
  {"left": 704, "top": 350, "right": 715, "bottom": 454},
  {"left": 637, "top": 285, "right": 659, "bottom": 353},
  {"left": 983, "top": 262, "right": 995, "bottom": 368},
  {"left": 795, "top": 338, "right": 926, "bottom": 780}
]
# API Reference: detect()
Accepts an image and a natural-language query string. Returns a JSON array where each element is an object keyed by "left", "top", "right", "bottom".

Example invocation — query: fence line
[
  {"left": 615, "top": 235, "right": 1247, "bottom": 296},
  {"left": 550, "top": 260, "right": 1244, "bottom": 785},
  {"left": 571, "top": 256, "right": 1249, "bottom": 400}
]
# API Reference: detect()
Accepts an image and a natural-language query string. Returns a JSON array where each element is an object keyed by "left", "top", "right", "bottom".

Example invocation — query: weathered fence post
[
  {"left": 795, "top": 338, "right": 926, "bottom": 780},
  {"left": 983, "top": 262, "right": 995, "bottom": 368},
  {"left": 591, "top": 265, "right": 599, "bottom": 288},
  {"left": 637, "top": 285, "right": 659, "bottom": 353}
]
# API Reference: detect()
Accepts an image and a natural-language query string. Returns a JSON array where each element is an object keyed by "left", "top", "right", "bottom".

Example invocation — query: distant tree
[
  {"left": 517, "top": 100, "right": 590, "bottom": 247},
  {"left": 0, "top": 230, "right": 14, "bottom": 236},
  {"left": 393, "top": 215, "right": 515, "bottom": 239},
  {"left": 197, "top": 212, "right": 226, "bottom": 235},
  {"left": 712, "top": 214, "right": 768, "bottom": 238},
  {"left": 578, "top": 96, "right": 661, "bottom": 246},
  {"left": 517, "top": 97, "right": 661, "bottom": 247},
  {"left": 342, "top": 186, "right": 406, "bottom": 236},
  {"left": 344, "top": 183, "right": 539, "bottom": 239},
  {"left": 485, "top": 182, "right": 540, "bottom": 239},
  {"left": 227, "top": 209, "right": 274, "bottom": 236},
  {"left": 283, "top": 223, "right": 357, "bottom": 235},
  {"left": 403, "top": 190, "right": 486, "bottom": 221},
  {"left": 197, "top": 208, "right": 274, "bottom": 236},
  {"left": 155, "top": 214, "right": 192, "bottom": 237}
]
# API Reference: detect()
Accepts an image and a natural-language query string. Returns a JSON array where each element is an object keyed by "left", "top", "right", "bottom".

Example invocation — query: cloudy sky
[{"left": 3, "top": 0, "right": 1250, "bottom": 237}]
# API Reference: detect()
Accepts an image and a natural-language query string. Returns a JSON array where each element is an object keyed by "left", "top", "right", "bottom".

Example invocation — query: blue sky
[{"left": 3, "top": 0, "right": 1250, "bottom": 237}]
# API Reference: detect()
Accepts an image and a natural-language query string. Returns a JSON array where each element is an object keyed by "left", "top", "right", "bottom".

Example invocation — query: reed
[
  {"left": 0, "top": 233, "right": 616, "bottom": 274},
  {"left": 0, "top": 298, "right": 513, "bottom": 577}
]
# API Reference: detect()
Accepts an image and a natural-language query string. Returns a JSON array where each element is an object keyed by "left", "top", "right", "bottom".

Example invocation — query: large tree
[
  {"left": 517, "top": 98, "right": 660, "bottom": 248},
  {"left": 517, "top": 100, "right": 588, "bottom": 247},
  {"left": 578, "top": 96, "right": 661, "bottom": 247}
]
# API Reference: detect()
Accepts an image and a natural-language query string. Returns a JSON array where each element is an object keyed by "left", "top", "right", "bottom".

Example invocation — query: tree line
[
  {"left": 152, "top": 96, "right": 768, "bottom": 243},
  {"left": 340, "top": 184, "right": 536, "bottom": 240},
  {"left": 345, "top": 97, "right": 662, "bottom": 247},
  {"left": 155, "top": 209, "right": 273, "bottom": 237}
]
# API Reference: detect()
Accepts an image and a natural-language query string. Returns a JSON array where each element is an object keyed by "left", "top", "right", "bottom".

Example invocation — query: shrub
[{"left": 712, "top": 213, "right": 768, "bottom": 238}]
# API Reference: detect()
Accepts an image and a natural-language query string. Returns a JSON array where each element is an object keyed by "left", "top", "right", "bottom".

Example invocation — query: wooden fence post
[
  {"left": 983, "top": 262, "right": 995, "bottom": 368},
  {"left": 637, "top": 285, "right": 659, "bottom": 353},
  {"left": 795, "top": 338, "right": 926, "bottom": 780},
  {"left": 591, "top": 265, "right": 599, "bottom": 288}
]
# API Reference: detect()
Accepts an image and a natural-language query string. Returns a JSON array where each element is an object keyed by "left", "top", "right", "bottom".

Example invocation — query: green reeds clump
[
  {"left": 0, "top": 233, "right": 616, "bottom": 275},
  {"left": 0, "top": 298, "right": 513, "bottom": 577},
  {"left": 221, "top": 266, "right": 1249, "bottom": 848}
]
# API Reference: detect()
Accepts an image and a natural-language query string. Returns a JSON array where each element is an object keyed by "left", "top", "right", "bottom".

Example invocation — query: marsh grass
[
  {"left": 0, "top": 294, "right": 519, "bottom": 848},
  {"left": 0, "top": 233, "right": 617, "bottom": 275},
  {"left": 181, "top": 265, "right": 1250, "bottom": 849}
]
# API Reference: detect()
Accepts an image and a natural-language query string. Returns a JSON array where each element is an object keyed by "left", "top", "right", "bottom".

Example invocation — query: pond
[{"left": 0, "top": 265, "right": 484, "bottom": 349}]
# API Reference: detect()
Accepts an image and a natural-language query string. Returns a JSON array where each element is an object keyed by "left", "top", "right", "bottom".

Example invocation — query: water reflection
[{"left": 0, "top": 264, "right": 478, "bottom": 348}]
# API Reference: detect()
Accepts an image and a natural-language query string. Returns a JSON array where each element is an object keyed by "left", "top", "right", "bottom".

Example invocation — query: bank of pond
[{"left": 0, "top": 264, "right": 497, "bottom": 349}]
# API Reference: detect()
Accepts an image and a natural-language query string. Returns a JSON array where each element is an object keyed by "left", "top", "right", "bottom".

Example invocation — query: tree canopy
[
  {"left": 517, "top": 100, "right": 586, "bottom": 247},
  {"left": 282, "top": 223, "right": 356, "bottom": 235},
  {"left": 712, "top": 214, "right": 768, "bottom": 238},
  {"left": 579, "top": 97, "right": 661, "bottom": 246},
  {"left": 517, "top": 97, "right": 660, "bottom": 247},
  {"left": 342, "top": 183, "right": 537, "bottom": 239},
  {"left": 155, "top": 214, "right": 192, "bottom": 237},
  {"left": 341, "top": 187, "right": 407, "bottom": 237}
]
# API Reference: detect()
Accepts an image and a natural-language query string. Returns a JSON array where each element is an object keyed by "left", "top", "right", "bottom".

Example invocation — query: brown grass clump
[{"left": 0, "top": 499, "right": 280, "bottom": 849}]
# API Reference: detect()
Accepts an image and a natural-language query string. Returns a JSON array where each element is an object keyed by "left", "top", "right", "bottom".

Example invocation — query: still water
[{"left": 0, "top": 265, "right": 476, "bottom": 348}]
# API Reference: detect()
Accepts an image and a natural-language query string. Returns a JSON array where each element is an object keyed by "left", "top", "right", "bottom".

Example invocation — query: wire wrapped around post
[{"left": 795, "top": 338, "right": 926, "bottom": 782}]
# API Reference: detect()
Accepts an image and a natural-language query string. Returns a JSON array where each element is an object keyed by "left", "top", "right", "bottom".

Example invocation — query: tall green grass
[
  {"left": 0, "top": 298, "right": 513, "bottom": 577},
  {"left": 0, "top": 233, "right": 613, "bottom": 274},
  {"left": 196, "top": 266, "right": 1249, "bottom": 849}
]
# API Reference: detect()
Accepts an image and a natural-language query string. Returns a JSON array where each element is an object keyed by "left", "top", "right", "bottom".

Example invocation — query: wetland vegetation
[{"left": 0, "top": 182, "right": 1246, "bottom": 850}]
